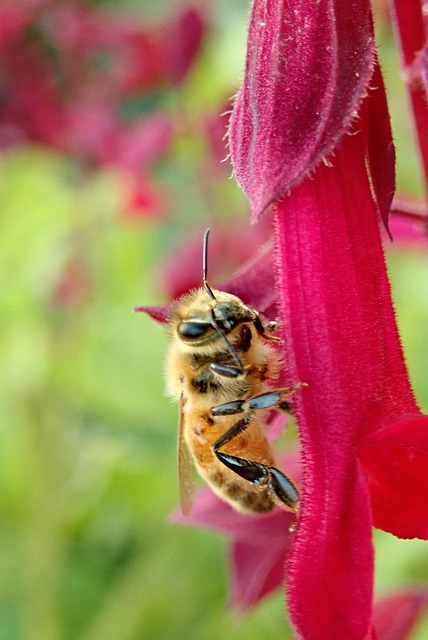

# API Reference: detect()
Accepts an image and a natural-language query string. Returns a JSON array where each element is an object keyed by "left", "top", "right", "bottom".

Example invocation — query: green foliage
[{"left": 0, "top": 146, "right": 293, "bottom": 640}]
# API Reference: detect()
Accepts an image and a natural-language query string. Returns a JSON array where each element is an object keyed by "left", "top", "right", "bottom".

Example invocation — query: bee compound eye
[{"left": 177, "top": 321, "right": 212, "bottom": 340}]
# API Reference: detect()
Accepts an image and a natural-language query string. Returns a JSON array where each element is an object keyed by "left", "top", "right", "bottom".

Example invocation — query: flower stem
[{"left": 390, "top": 0, "right": 428, "bottom": 201}]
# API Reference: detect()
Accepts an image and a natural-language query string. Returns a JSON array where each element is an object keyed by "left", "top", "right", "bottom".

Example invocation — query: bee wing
[{"left": 178, "top": 392, "right": 196, "bottom": 516}]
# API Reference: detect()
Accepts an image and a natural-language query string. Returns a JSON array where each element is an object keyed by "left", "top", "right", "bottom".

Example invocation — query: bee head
[
  {"left": 174, "top": 229, "right": 255, "bottom": 372},
  {"left": 176, "top": 290, "right": 254, "bottom": 345}
]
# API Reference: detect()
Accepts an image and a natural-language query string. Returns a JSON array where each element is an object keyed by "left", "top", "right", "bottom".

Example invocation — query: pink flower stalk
[
  {"left": 389, "top": 0, "right": 428, "bottom": 201},
  {"left": 227, "top": 0, "right": 428, "bottom": 639},
  {"left": 382, "top": 1, "right": 428, "bottom": 226},
  {"left": 390, "top": 199, "right": 428, "bottom": 243},
  {"left": 139, "top": 0, "right": 428, "bottom": 635},
  {"left": 140, "top": 177, "right": 427, "bottom": 635}
]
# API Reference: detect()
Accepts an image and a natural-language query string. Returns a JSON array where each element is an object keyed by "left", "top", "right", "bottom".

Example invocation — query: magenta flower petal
[
  {"left": 358, "top": 415, "right": 428, "bottom": 539},
  {"left": 172, "top": 452, "right": 301, "bottom": 610},
  {"left": 134, "top": 304, "right": 170, "bottom": 324},
  {"left": 173, "top": 488, "right": 295, "bottom": 610},
  {"left": 171, "top": 485, "right": 296, "bottom": 543},
  {"left": 229, "top": 0, "right": 376, "bottom": 218},
  {"left": 373, "top": 588, "right": 428, "bottom": 640},
  {"left": 274, "top": 126, "right": 420, "bottom": 639},
  {"left": 229, "top": 539, "right": 288, "bottom": 610}
]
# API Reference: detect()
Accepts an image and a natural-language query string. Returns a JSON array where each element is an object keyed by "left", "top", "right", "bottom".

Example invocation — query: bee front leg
[
  {"left": 211, "top": 415, "right": 299, "bottom": 511},
  {"left": 209, "top": 363, "right": 244, "bottom": 378},
  {"left": 209, "top": 362, "right": 268, "bottom": 380},
  {"left": 253, "top": 316, "right": 281, "bottom": 342}
]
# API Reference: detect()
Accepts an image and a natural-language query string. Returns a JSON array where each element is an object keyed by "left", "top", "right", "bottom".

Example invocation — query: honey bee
[{"left": 166, "top": 229, "right": 303, "bottom": 516}]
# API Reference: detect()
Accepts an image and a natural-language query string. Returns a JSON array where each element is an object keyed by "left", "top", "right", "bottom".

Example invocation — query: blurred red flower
[{"left": 0, "top": 1, "right": 206, "bottom": 217}]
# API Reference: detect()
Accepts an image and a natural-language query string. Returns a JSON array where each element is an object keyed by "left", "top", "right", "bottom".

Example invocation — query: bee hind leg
[
  {"left": 215, "top": 450, "right": 299, "bottom": 511},
  {"left": 268, "top": 466, "right": 299, "bottom": 510},
  {"left": 212, "top": 415, "right": 299, "bottom": 511}
]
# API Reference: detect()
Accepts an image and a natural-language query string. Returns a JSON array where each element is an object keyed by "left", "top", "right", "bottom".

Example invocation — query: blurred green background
[{"left": 0, "top": 1, "right": 427, "bottom": 639}]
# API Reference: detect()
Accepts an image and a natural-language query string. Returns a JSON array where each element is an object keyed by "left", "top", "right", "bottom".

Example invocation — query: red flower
[
  {"left": 227, "top": 0, "right": 428, "bottom": 639},
  {"left": 124, "top": 175, "right": 167, "bottom": 221},
  {"left": 114, "top": 6, "right": 206, "bottom": 92},
  {"left": 229, "top": 0, "right": 380, "bottom": 220}
]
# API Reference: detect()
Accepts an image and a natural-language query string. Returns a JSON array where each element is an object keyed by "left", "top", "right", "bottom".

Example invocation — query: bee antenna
[{"left": 203, "top": 228, "right": 216, "bottom": 300}]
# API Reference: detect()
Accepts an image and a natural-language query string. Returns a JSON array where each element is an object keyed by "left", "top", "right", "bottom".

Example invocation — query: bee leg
[
  {"left": 209, "top": 362, "right": 266, "bottom": 380},
  {"left": 212, "top": 416, "right": 299, "bottom": 511},
  {"left": 211, "top": 384, "right": 305, "bottom": 417},
  {"left": 218, "top": 452, "right": 299, "bottom": 510},
  {"left": 253, "top": 316, "right": 281, "bottom": 342},
  {"left": 209, "top": 363, "right": 244, "bottom": 378}
]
